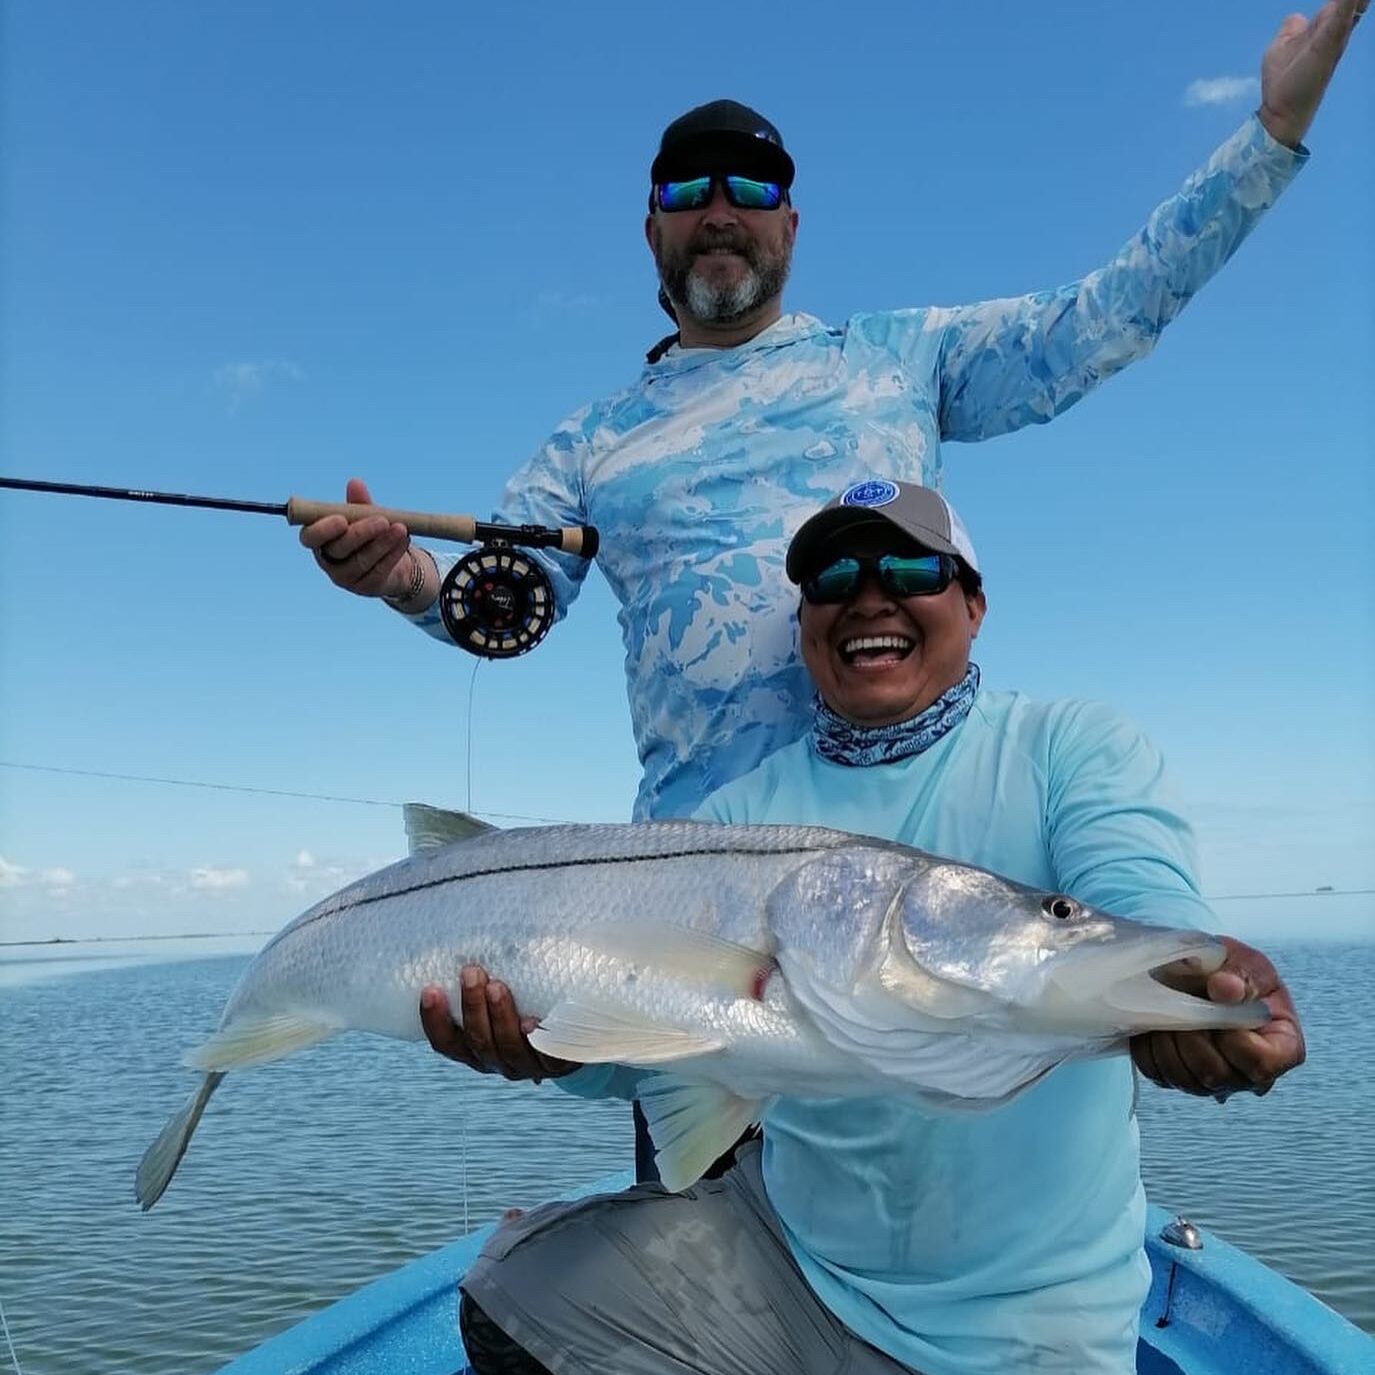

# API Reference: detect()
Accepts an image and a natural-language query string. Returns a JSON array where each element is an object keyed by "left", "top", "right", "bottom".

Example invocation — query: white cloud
[
  {"left": 213, "top": 359, "right": 306, "bottom": 411},
  {"left": 189, "top": 866, "right": 251, "bottom": 891},
  {"left": 1183, "top": 76, "right": 1259, "bottom": 108},
  {"left": 40, "top": 867, "right": 76, "bottom": 890},
  {"left": 112, "top": 870, "right": 170, "bottom": 890},
  {"left": 0, "top": 856, "right": 29, "bottom": 888},
  {"left": 527, "top": 289, "right": 603, "bottom": 329},
  {"left": 284, "top": 850, "right": 372, "bottom": 895}
]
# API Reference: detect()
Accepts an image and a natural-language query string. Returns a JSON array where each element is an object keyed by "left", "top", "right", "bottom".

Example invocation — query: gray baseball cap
[{"left": 786, "top": 479, "right": 980, "bottom": 583}]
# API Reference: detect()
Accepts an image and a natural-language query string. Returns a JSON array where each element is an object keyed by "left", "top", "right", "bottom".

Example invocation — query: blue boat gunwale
[{"left": 215, "top": 1182, "right": 1374, "bottom": 1375}]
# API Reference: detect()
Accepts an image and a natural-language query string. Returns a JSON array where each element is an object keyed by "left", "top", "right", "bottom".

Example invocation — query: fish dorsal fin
[
  {"left": 528, "top": 999, "right": 725, "bottom": 1066},
  {"left": 636, "top": 1074, "right": 767, "bottom": 1192},
  {"left": 585, "top": 921, "right": 774, "bottom": 999},
  {"left": 776, "top": 948, "right": 1068, "bottom": 1107},
  {"left": 403, "top": 802, "right": 496, "bottom": 856}
]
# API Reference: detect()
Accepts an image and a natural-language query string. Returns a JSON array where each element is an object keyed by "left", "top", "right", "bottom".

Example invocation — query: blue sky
[{"left": 1, "top": 1, "right": 1371, "bottom": 944}]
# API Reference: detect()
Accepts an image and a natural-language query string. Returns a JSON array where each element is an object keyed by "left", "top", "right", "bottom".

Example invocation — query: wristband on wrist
[{"left": 384, "top": 550, "right": 429, "bottom": 610}]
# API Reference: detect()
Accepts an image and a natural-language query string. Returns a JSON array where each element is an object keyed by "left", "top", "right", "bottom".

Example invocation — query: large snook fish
[{"left": 136, "top": 809, "right": 1268, "bottom": 1208}]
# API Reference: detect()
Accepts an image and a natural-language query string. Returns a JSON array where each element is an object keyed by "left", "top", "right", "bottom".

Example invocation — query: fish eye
[{"left": 1042, "top": 895, "right": 1080, "bottom": 921}]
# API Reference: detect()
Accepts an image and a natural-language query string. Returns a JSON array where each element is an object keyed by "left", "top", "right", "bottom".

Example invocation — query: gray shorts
[{"left": 460, "top": 1140, "right": 916, "bottom": 1375}]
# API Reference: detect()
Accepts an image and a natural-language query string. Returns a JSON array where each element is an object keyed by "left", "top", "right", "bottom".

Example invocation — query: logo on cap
[{"left": 839, "top": 479, "right": 899, "bottom": 509}]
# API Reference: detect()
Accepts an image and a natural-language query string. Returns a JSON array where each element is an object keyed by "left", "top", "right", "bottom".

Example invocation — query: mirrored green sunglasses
[
  {"left": 801, "top": 554, "right": 957, "bottom": 605},
  {"left": 653, "top": 175, "right": 785, "bottom": 212}
]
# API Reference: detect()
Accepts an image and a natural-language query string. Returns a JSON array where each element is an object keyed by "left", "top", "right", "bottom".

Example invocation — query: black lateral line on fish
[{"left": 258, "top": 843, "right": 835, "bottom": 954}]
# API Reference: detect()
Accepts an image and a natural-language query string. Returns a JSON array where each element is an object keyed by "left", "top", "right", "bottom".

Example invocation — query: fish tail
[{"left": 135, "top": 1071, "right": 224, "bottom": 1210}]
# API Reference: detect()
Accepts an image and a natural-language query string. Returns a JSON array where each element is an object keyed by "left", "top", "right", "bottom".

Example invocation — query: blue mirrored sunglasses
[
  {"left": 801, "top": 554, "right": 957, "bottom": 605},
  {"left": 653, "top": 175, "right": 785, "bottom": 213}
]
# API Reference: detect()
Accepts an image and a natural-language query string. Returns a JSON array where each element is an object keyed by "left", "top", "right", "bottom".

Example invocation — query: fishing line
[
  {"left": 461, "top": 1109, "right": 471, "bottom": 1236},
  {"left": 0, "top": 1295, "right": 25, "bottom": 1375},
  {"left": 0, "top": 762, "right": 566, "bottom": 826},
  {"left": 3, "top": 762, "right": 1368, "bottom": 901},
  {"left": 0, "top": 761, "right": 399, "bottom": 808},
  {"left": 1208, "top": 889, "right": 1375, "bottom": 902},
  {"left": 466, "top": 657, "right": 483, "bottom": 815}
]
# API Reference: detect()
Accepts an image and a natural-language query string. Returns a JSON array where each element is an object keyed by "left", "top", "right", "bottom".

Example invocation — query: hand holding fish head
[{"left": 1130, "top": 937, "right": 1305, "bottom": 1100}]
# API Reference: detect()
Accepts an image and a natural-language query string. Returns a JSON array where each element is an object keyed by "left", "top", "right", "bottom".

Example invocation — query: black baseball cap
[{"left": 650, "top": 99, "right": 795, "bottom": 188}]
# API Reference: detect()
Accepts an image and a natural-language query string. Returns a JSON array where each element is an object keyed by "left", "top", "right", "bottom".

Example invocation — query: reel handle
[{"left": 285, "top": 497, "right": 597, "bottom": 558}]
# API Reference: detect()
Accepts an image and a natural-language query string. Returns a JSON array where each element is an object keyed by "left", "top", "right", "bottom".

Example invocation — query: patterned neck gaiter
[{"left": 811, "top": 664, "right": 981, "bottom": 767}]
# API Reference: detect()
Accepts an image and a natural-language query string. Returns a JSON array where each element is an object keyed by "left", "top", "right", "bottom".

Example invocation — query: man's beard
[{"left": 655, "top": 224, "right": 792, "bottom": 326}]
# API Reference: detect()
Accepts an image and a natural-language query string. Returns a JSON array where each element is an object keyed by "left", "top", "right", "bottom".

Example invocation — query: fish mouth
[{"left": 1047, "top": 928, "right": 1269, "bottom": 1032}]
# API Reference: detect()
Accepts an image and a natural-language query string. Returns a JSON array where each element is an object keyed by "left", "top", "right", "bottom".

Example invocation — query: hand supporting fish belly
[{"left": 135, "top": 810, "right": 1269, "bottom": 1209}]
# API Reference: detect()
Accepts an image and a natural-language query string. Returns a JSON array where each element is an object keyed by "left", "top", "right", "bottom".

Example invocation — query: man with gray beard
[
  {"left": 302, "top": 6, "right": 1366, "bottom": 830},
  {"left": 303, "top": 4, "right": 1361, "bottom": 1190},
  {"left": 642, "top": 101, "right": 799, "bottom": 354}
]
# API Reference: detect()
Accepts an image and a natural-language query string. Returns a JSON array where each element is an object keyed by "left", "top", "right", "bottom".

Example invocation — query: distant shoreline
[{"left": 0, "top": 932, "right": 272, "bottom": 948}]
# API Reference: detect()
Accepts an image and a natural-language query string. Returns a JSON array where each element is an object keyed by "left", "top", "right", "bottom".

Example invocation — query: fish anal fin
[
  {"left": 182, "top": 1012, "right": 339, "bottom": 1072},
  {"left": 527, "top": 999, "right": 724, "bottom": 1066},
  {"left": 637, "top": 1074, "right": 765, "bottom": 1192},
  {"left": 404, "top": 802, "right": 496, "bottom": 856}
]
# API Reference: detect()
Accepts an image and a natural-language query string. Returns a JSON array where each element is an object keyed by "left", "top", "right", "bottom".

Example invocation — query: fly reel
[
  {"left": 0, "top": 474, "right": 599, "bottom": 662},
  {"left": 439, "top": 542, "right": 555, "bottom": 659}
]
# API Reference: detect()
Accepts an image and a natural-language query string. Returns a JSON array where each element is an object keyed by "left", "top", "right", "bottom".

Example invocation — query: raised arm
[{"left": 934, "top": 2, "right": 1363, "bottom": 441}]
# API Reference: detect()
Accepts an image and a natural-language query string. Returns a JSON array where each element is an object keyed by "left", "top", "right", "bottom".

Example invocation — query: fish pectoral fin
[
  {"left": 134, "top": 1071, "right": 225, "bottom": 1210},
  {"left": 182, "top": 1012, "right": 341, "bottom": 1072},
  {"left": 585, "top": 921, "right": 774, "bottom": 998},
  {"left": 403, "top": 802, "right": 496, "bottom": 856},
  {"left": 528, "top": 1000, "right": 725, "bottom": 1066},
  {"left": 636, "top": 1074, "right": 766, "bottom": 1192}
]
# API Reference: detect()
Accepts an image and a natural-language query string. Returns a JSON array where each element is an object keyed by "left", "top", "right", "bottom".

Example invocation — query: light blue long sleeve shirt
[
  {"left": 562, "top": 688, "right": 1216, "bottom": 1374},
  {"left": 405, "top": 118, "right": 1303, "bottom": 821}
]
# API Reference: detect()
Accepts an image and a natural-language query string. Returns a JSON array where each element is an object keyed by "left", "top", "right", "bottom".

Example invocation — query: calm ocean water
[{"left": 0, "top": 939, "right": 1371, "bottom": 1374}]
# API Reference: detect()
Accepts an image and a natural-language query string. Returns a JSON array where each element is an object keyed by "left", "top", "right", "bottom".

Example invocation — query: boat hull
[{"left": 212, "top": 1184, "right": 1373, "bottom": 1375}]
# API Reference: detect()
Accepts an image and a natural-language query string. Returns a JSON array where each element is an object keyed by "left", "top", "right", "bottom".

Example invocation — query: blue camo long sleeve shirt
[{"left": 404, "top": 117, "right": 1304, "bottom": 819}]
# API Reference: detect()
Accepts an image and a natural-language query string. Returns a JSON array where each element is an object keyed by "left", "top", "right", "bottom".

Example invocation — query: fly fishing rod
[{"left": 0, "top": 475, "right": 600, "bottom": 659}]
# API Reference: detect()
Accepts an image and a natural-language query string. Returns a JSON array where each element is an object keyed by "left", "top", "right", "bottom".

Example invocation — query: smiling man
[
  {"left": 783, "top": 479, "right": 987, "bottom": 735},
  {"left": 447, "top": 478, "right": 1305, "bottom": 1375},
  {"left": 303, "top": 3, "right": 1367, "bottom": 828},
  {"left": 640, "top": 101, "right": 800, "bottom": 352}
]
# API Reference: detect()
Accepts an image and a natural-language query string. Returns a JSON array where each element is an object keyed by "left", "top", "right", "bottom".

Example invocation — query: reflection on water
[{"left": 0, "top": 940, "right": 1369, "bottom": 1375}]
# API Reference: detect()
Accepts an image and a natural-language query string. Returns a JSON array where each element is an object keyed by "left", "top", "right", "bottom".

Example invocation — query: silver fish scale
[
  {"left": 254, "top": 822, "right": 866, "bottom": 954},
  {"left": 218, "top": 823, "right": 887, "bottom": 1090},
  {"left": 139, "top": 820, "right": 1271, "bottom": 1213}
]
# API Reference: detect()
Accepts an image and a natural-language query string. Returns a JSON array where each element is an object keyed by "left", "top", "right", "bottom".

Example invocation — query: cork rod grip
[
  {"left": 286, "top": 497, "right": 478, "bottom": 543},
  {"left": 285, "top": 496, "right": 597, "bottom": 556}
]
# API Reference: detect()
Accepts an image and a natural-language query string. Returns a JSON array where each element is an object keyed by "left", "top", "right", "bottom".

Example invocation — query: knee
[{"left": 460, "top": 1290, "right": 553, "bottom": 1375}]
